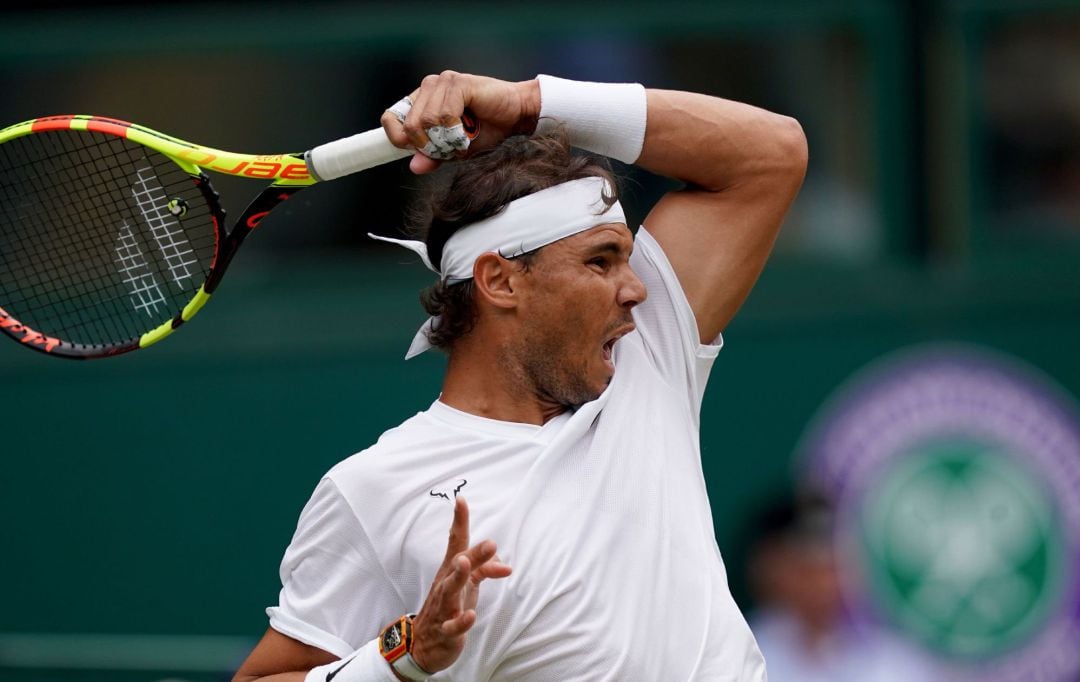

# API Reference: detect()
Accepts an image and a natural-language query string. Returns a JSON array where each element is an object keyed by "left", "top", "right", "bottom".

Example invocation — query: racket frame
[{"left": 0, "top": 114, "right": 320, "bottom": 359}]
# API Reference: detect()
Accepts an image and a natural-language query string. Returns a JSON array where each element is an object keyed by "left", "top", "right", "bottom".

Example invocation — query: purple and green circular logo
[{"left": 799, "top": 343, "right": 1080, "bottom": 681}]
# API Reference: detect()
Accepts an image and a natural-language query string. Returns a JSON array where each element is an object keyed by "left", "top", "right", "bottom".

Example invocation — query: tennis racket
[{"left": 0, "top": 113, "right": 474, "bottom": 359}]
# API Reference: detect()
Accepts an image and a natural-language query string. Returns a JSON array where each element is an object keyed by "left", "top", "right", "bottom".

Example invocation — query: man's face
[{"left": 506, "top": 223, "right": 646, "bottom": 408}]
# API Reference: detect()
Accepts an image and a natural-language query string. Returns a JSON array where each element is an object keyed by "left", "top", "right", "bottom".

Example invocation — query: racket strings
[
  {"left": 0, "top": 155, "right": 155, "bottom": 339},
  {"left": 0, "top": 130, "right": 218, "bottom": 348}
]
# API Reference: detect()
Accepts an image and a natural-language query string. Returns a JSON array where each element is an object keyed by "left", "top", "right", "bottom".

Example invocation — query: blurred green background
[{"left": 1, "top": 1, "right": 1079, "bottom": 680}]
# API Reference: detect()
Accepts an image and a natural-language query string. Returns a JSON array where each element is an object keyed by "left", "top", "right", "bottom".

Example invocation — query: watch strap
[{"left": 391, "top": 651, "right": 432, "bottom": 681}]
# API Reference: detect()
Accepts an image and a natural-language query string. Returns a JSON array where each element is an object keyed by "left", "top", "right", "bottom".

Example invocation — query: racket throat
[{"left": 204, "top": 185, "right": 302, "bottom": 295}]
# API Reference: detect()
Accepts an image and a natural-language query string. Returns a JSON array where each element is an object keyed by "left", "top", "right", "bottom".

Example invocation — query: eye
[{"left": 587, "top": 257, "right": 610, "bottom": 272}]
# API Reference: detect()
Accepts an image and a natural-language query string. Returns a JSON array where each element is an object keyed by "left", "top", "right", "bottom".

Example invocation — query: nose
[{"left": 617, "top": 266, "right": 647, "bottom": 309}]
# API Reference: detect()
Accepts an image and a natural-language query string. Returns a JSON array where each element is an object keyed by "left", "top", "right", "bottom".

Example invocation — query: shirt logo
[{"left": 430, "top": 478, "right": 467, "bottom": 501}]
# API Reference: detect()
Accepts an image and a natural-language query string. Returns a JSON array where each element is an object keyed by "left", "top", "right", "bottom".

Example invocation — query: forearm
[
  {"left": 516, "top": 76, "right": 805, "bottom": 191},
  {"left": 636, "top": 88, "right": 807, "bottom": 193},
  {"left": 233, "top": 637, "right": 412, "bottom": 682},
  {"left": 518, "top": 76, "right": 807, "bottom": 199},
  {"left": 231, "top": 629, "right": 394, "bottom": 682},
  {"left": 234, "top": 672, "right": 309, "bottom": 682}
]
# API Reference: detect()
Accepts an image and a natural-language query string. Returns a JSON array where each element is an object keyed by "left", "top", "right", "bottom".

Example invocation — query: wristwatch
[{"left": 378, "top": 614, "right": 432, "bottom": 681}]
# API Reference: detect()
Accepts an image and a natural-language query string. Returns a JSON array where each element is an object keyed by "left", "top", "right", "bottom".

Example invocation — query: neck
[{"left": 439, "top": 332, "right": 566, "bottom": 426}]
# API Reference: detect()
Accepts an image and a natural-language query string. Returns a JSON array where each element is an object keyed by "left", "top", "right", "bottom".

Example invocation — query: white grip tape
[{"left": 305, "top": 128, "right": 413, "bottom": 182}]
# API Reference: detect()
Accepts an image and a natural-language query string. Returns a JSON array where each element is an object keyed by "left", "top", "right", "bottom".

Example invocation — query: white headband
[{"left": 369, "top": 176, "right": 626, "bottom": 358}]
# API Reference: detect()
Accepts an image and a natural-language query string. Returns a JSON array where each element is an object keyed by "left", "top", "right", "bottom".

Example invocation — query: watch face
[{"left": 382, "top": 623, "right": 403, "bottom": 650}]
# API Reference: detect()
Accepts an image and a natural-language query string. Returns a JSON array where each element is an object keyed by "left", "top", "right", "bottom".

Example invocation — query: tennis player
[{"left": 234, "top": 71, "right": 806, "bottom": 681}]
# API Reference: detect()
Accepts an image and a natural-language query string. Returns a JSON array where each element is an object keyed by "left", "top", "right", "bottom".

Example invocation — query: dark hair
[
  {"left": 408, "top": 127, "right": 618, "bottom": 352},
  {"left": 749, "top": 489, "right": 835, "bottom": 549}
]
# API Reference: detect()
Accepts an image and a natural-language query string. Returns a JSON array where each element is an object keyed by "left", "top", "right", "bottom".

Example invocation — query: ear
[{"left": 472, "top": 252, "right": 519, "bottom": 310}]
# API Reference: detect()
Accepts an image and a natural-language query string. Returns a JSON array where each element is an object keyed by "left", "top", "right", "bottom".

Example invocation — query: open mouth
[
  {"left": 602, "top": 339, "right": 616, "bottom": 363},
  {"left": 601, "top": 324, "right": 636, "bottom": 366}
]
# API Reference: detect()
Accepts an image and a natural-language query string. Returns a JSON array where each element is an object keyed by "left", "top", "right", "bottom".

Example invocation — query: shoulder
[
  {"left": 324, "top": 405, "right": 496, "bottom": 511},
  {"left": 327, "top": 409, "right": 442, "bottom": 486},
  {"left": 629, "top": 224, "right": 696, "bottom": 328},
  {"left": 618, "top": 225, "right": 723, "bottom": 411}
]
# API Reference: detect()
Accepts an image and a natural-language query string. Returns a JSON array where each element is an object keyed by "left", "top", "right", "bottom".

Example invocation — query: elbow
[
  {"left": 773, "top": 114, "right": 809, "bottom": 182},
  {"left": 719, "top": 112, "right": 807, "bottom": 192}
]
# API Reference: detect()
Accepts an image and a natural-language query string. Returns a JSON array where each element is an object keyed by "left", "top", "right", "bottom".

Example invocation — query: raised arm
[
  {"left": 382, "top": 72, "right": 806, "bottom": 342},
  {"left": 635, "top": 89, "right": 807, "bottom": 342}
]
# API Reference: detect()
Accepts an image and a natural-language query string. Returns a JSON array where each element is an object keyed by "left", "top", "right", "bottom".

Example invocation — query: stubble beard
[{"left": 504, "top": 331, "right": 601, "bottom": 410}]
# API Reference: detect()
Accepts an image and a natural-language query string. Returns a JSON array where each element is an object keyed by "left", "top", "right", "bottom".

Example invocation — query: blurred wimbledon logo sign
[
  {"left": 800, "top": 343, "right": 1080, "bottom": 681},
  {"left": 861, "top": 441, "right": 1062, "bottom": 657}
]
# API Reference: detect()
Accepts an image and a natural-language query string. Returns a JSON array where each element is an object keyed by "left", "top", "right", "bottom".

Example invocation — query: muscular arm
[
  {"left": 385, "top": 73, "right": 805, "bottom": 342},
  {"left": 233, "top": 628, "right": 337, "bottom": 682},
  {"left": 634, "top": 89, "right": 807, "bottom": 342}
]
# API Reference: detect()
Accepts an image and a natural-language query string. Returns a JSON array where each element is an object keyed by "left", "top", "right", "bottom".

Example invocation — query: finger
[
  {"left": 423, "top": 554, "right": 470, "bottom": 626},
  {"left": 440, "top": 608, "right": 477, "bottom": 638},
  {"left": 472, "top": 559, "right": 513, "bottom": 582},
  {"left": 380, "top": 110, "right": 411, "bottom": 149},
  {"left": 381, "top": 89, "right": 424, "bottom": 150},
  {"left": 439, "top": 553, "right": 472, "bottom": 607},
  {"left": 406, "top": 74, "right": 471, "bottom": 163},
  {"left": 421, "top": 77, "right": 472, "bottom": 160},
  {"left": 423, "top": 71, "right": 466, "bottom": 128},
  {"left": 410, "top": 153, "right": 442, "bottom": 175},
  {"left": 403, "top": 76, "right": 440, "bottom": 149},
  {"left": 443, "top": 496, "right": 470, "bottom": 563},
  {"left": 461, "top": 538, "right": 497, "bottom": 570},
  {"left": 425, "top": 78, "right": 457, "bottom": 128},
  {"left": 464, "top": 554, "right": 512, "bottom": 613}
]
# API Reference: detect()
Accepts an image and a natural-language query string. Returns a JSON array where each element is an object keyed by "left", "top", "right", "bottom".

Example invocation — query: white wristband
[
  {"left": 534, "top": 74, "right": 648, "bottom": 164},
  {"left": 305, "top": 639, "right": 398, "bottom": 682}
]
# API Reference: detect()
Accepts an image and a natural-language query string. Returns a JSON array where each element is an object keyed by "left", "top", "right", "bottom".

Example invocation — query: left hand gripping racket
[{"left": 0, "top": 114, "right": 439, "bottom": 359}]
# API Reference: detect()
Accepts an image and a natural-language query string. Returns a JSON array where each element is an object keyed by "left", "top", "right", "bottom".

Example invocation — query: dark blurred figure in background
[{"left": 745, "top": 489, "right": 941, "bottom": 682}]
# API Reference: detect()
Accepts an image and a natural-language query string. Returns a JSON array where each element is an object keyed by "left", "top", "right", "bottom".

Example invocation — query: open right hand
[{"left": 409, "top": 496, "right": 512, "bottom": 674}]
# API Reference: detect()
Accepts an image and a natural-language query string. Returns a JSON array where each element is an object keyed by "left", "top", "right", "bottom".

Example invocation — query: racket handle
[{"left": 305, "top": 128, "right": 413, "bottom": 181}]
